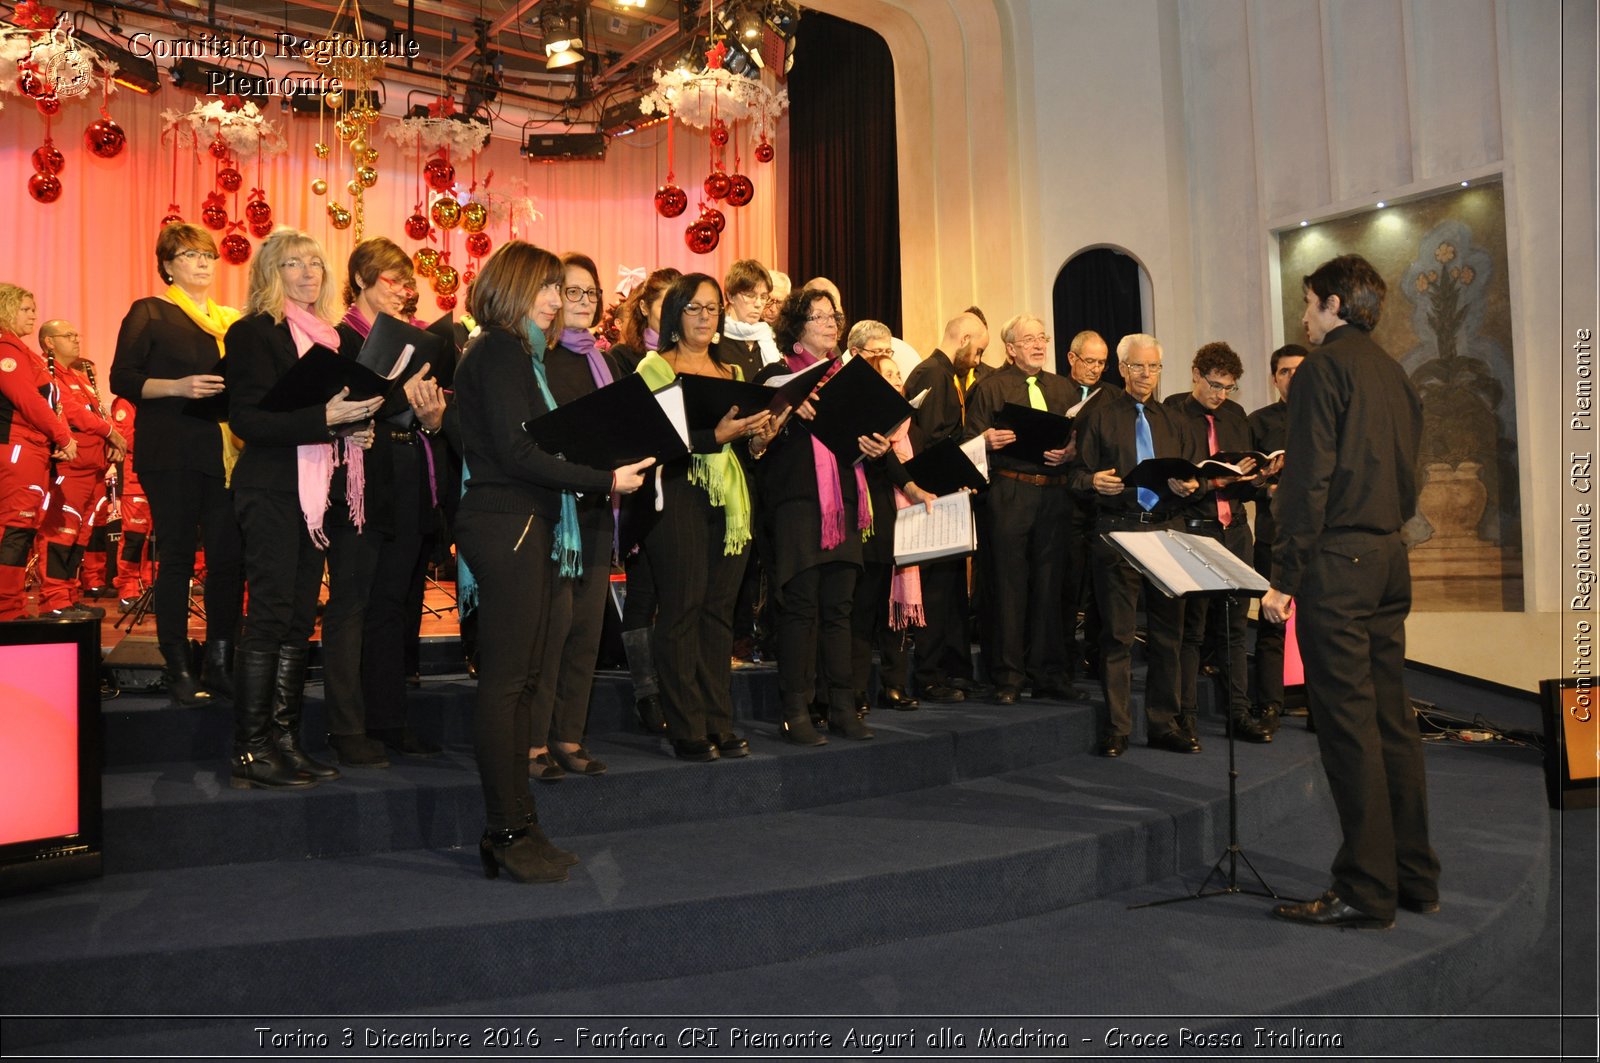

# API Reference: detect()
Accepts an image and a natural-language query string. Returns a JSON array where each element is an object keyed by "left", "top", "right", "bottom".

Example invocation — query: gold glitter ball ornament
[
  {"left": 460, "top": 201, "right": 488, "bottom": 233},
  {"left": 413, "top": 247, "right": 440, "bottom": 277},
  {"left": 311, "top": 178, "right": 329, "bottom": 196},
  {"left": 327, "top": 202, "right": 353, "bottom": 229},
  {"left": 430, "top": 195, "right": 462, "bottom": 230}
]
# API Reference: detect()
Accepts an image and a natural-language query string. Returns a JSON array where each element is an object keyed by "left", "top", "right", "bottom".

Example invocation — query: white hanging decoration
[
  {"left": 639, "top": 66, "right": 787, "bottom": 140},
  {"left": 161, "top": 97, "right": 289, "bottom": 156},
  {"left": 0, "top": 13, "right": 119, "bottom": 103},
  {"left": 382, "top": 116, "right": 491, "bottom": 158}
]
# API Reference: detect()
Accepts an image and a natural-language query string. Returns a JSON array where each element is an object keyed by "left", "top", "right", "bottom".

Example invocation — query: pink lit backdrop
[
  {"left": 1, "top": 85, "right": 788, "bottom": 377},
  {"left": 0, "top": 642, "right": 79, "bottom": 845}
]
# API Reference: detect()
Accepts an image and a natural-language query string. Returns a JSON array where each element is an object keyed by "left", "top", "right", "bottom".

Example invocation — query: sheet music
[
  {"left": 385, "top": 344, "right": 414, "bottom": 381},
  {"left": 1066, "top": 387, "right": 1099, "bottom": 418},
  {"left": 959, "top": 434, "right": 990, "bottom": 482},
  {"left": 1106, "top": 529, "right": 1270, "bottom": 598},
  {"left": 908, "top": 387, "right": 932, "bottom": 410},
  {"left": 652, "top": 380, "right": 691, "bottom": 448},
  {"left": 894, "top": 491, "right": 977, "bottom": 566}
]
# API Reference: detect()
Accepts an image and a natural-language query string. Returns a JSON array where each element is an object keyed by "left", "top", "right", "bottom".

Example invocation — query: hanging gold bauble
[
  {"left": 347, "top": 179, "right": 361, "bottom": 196},
  {"left": 364, "top": 148, "right": 379, "bottom": 165},
  {"left": 433, "top": 264, "right": 460, "bottom": 296},
  {"left": 325, "top": 90, "right": 344, "bottom": 109},
  {"left": 460, "top": 201, "right": 488, "bottom": 233},
  {"left": 311, "top": 178, "right": 328, "bottom": 196},
  {"left": 431, "top": 195, "right": 462, "bottom": 230},
  {"left": 336, "top": 120, "right": 358, "bottom": 143},
  {"left": 327, "top": 203, "right": 353, "bottom": 229},
  {"left": 314, "top": 141, "right": 330, "bottom": 159},
  {"left": 351, "top": 138, "right": 369, "bottom": 158},
  {"left": 357, "top": 166, "right": 378, "bottom": 188},
  {"left": 413, "top": 247, "right": 440, "bottom": 277}
]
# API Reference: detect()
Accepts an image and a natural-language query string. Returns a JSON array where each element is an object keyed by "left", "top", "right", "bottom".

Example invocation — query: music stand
[{"left": 1103, "top": 529, "right": 1285, "bottom": 908}]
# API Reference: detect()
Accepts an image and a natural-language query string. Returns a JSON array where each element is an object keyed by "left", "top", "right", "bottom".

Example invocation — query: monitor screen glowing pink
[{"left": 0, "top": 643, "right": 80, "bottom": 845}]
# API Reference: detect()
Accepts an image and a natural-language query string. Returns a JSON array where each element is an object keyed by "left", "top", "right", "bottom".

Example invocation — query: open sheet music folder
[
  {"left": 1105, "top": 529, "right": 1271, "bottom": 599},
  {"left": 893, "top": 490, "right": 977, "bottom": 566}
]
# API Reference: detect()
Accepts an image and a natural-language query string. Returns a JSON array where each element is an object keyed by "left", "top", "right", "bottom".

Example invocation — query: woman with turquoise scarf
[
  {"left": 636, "top": 274, "right": 772, "bottom": 762},
  {"left": 453, "top": 242, "right": 652, "bottom": 883}
]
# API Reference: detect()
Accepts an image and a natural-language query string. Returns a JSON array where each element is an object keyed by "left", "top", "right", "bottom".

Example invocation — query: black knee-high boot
[
  {"left": 271, "top": 642, "right": 340, "bottom": 779},
  {"left": 230, "top": 646, "right": 316, "bottom": 789}
]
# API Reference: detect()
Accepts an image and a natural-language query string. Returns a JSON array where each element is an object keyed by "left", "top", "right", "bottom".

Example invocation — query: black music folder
[
  {"left": 525, "top": 372, "right": 690, "bottom": 469},
  {"left": 760, "top": 358, "right": 833, "bottom": 410},
  {"left": 424, "top": 314, "right": 463, "bottom": 387},
  {"left": 183, "top": 355, "right": 229, "bottom": 422},
  {"left": 994, "top": 402, "right": 1075, "bottom": 466},
  {"left": 363, "top": 314, "right": 447, "bottom": 381},
  {"left": 679, "top": 374, "right": 776, "bottom": 429},
  {"left": 902, "top": 437, "right": 988, "bottom": 496},
  {"left": 258, "top": 345, "right": 403, "bottom": 413},
  {"left": 804, "top": 355, "right": 915, "bottom": 459},
  {"left": 1124, "top": 455, "right": 1266, "bottom": 493}
]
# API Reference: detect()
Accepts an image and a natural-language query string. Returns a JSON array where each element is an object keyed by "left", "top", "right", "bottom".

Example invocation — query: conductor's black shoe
[
  {"left": 671, "top": 738, "right": 720, "bottom": 762},
  {"left": 1399, "top": 895, "right": 1441, "bottom": 914},
  {"left": 878, "top": 687, "right": 920, "bottom": 711},
  {"left": 919, "top": 683, "right": 965, "bottom": 703},
  {"left": 1272, "top": 890, "right": 1393, "bottom": 929},
  {"left": 708, "top": 732, "right": 750, "bottom": 758},
  {"left": 1148, "top": 728, "right": 1202, "bottom": 754},
  {"left": 994, "top": 686, "right": 1019, "bottom": 705},
  {"left": 1098, "top": 734, "right": 1128, "bottom": 758}
]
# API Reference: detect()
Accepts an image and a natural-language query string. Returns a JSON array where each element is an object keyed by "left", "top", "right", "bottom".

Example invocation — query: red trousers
[
  {"left": 0, "top": 443, "right": 51, "bottom": 620},
  {"left": 37, "top": 465, "right": 101, "bottom": 611},
  {"left": 114, "top": 485, "right": 153, "bottom": 601}
]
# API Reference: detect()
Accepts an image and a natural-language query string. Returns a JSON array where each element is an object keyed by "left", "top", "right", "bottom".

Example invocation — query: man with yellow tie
[{"left": 964, "top": 315, "right": 1076, "bottom": 704}]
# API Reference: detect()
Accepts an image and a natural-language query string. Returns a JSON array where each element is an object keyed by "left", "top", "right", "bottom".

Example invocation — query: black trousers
[
  {"left": 1178, "top": 520, "right": 1253, "bottom": 718},
  {"left": 1062, "top": 492, "right": 1102, "bottom": 667},
  {"left": 778, "top": 560, "right": 857, "bottom": 704},
  {"left": 1252, "top": 540, "right": 1286, "bottom": 710},
  {"left": 642, "top": 475, "right": 745, "bottom": 740},
  {"left": 1090, "top": 522, "right": 1184, "bottom": 738},
  {"left": 984, "top": 475, "right": 1072, "bottom": 690},
  {"left": 1299, "top": 530, "right": 1439, "bottom": 919},
  {"left": 361, "top": 527, "right": 431, "bottom": 731},
  {"left": 913, "top": 556, "right": 973, "bottom": 688},
  {"left": 143, "top": 468, "right": 243, "bottom": 646},
  {"left": 532, "top": 514, "right": 612, "bottom": 745},
  {"left": 850, "top": 560, "right": 911, "bottom": 695},
  {"left": 454, "top": 507, "right": 555, "bottom": 831}
]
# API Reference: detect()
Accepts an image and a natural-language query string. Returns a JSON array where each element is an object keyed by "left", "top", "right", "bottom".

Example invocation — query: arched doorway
[{"left": 1052, "top": 247, "right": 1151, "bottom": 386}]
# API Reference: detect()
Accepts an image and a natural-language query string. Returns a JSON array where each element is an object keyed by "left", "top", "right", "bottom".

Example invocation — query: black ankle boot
[
  {"left": 478, "top": 827, "right": 568, "bottom": 883},
  {"left": 828, "top": 694, "right": 875, "bottom": 740},
  {"left": 161, "top": 640, "right": 213, "bottom": 708},
  {"left": 1230, "top": 710, "right": 1272, "bottom": 743},
  {"left": 526, "top": 821, "right": 580, "bottom": 867},
  {"left": 781, "top": 697, "right": 828, "bottom": 746},
  {"left": 200, "top": 638, "right": 235, "bottom": 700},
  {"left": 231, "top": 647, "right": 317, "bottom": 790},
  {"left": 633, "top": 694, "right": 668, "bottom": 735},
  {"left": 271, "top": 642, "right": 341, "bottom": 779}
]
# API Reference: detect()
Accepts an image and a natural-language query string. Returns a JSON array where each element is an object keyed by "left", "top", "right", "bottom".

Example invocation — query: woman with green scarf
[
  {"left": 453, "top": 241, "right": 652, "bottom": 883},
  {"left": 635, "top": 274, "right": 771, "bottom": 762}
]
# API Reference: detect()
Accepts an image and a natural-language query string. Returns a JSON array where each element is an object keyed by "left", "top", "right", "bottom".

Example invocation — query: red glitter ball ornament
[
  {"left": 436, "top": 294, "right": 457, "bottom": 312},
  {"left": 248, "top": 216, "right": 274, "bottom": 238},
  {"left": 218, "top": 167, "right": 243, "bottom": 193},
  {"left": 465, "top": 232, "right": 492, "bottom": 258},
  {"left": 423, "top": 157, "right": 455, "bottom": 193},
  {"left": 654, "top": 184, "right": 688, "bottom": 218},
  {"left": 201, "top": 204, "right": 228, "bottom": 231},
  {"left": 162, "top": 212, "right": 185, "bottom": 226},
  {"left": 18, "top": 69, "right": 50, "bottom": 99},
  {"left": 709, "top": 118, "right": 728, "bottom": 147},
  {"left": 208, "top": 140, "right": 230, "bottom": 160},
  {"left": 754, "top": 141, "right": 774, "bottom": 164},
  {"left": 31, "top": 144, "right": 63, "bottom": 175},
  {"left": 84, "top": 118, "right": 127, "bottom": 159},
  {"left": 245, "top": 198, "right": 273, "bottom": 226},
  {"left": 685, "top": 220, "right": 719, "bottom": 255},
  {"left": 700, "top": 207, "right": 725, "bottom": 232},
  {"left": 703, "top": 171, "right": 731, "bottom": 201},
  {"left": 220, "top": 233, "right": 252, "bottom": 265},
  {"left": 725, "top": 174, "right": 754, "bottom": 207},
  {"left": 404, "top": 212, "right": 431, "bottom": 241},
  {"left": 28, "top": 172, "right": 62, "bottom": 204},
  {"left": 35, "top": 94, "right": 60, "bottom": 116}
]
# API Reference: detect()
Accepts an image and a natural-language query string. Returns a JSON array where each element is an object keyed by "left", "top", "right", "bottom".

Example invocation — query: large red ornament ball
[
  {"left": 85, "top": 119, "right": 127, "bottom": 159},
  {"left": 423, "top": 157, "right": 455, "bottom": 193},
  {"left": 433, "top": 264, "right": 461, "bottom": 296},
  {"left": 404, "top": 213, "right": 431, "bottom": 241},
  {"left": 709, "top": 118, "right": 729, "bottom": 147},
  {"left": 220, "top": 233, "right": 252, "bottom": 265},
  {"left": 208, "top": 140, "right": 230, "bottom": 161},
  {"left": 436, "top": 294, "right": 457, "bottom": 312},
  {"left": 18, "top": 69, "right": 50, "bottom": 99},
  {"left": 700, "top": 207, "right": 726, "bottom": 232},
  {"left": 245, "top": 198, "right": 273, "bottom": 226},
  {"left": 35, "top": 94, "right": 60, "bottom": 116},
  {"left": 754, "top": 141, "right": 774, "bottom": 164},
  {"left": 28, "top": 172, "right": 62, "bottom": 204},
  {"left": 465, "top": 231, "right": 492, "bottom": 258},
  {"left": 725, "top": 173, "right": 754, "bottom": 207},
  {"left": 201, "top": 203, "right": 228, "bottom": 231},
  {"left": 685, "top": 220, "right": 719, "bottom": 255},
  {"left": 217, "top": 167, "right": 243, "bottom": 193},
  {"left": 161, "top": 212, "right": 185, "bottom": 226},
  {"left": 654, "top": 184, "right": 688, "bottom": 218},
  {"left": 703, "top": 171, "right": 731, "bottom": 201},
  {"left": 430, "top": 195, "right": 461, "bottom": 230},
  {"left": 31, "top": 144, "right": 64, "bottom": 175}
]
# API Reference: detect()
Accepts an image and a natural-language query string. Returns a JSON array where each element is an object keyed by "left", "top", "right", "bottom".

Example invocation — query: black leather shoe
[
  {"left": 1029, "top": 686, "right": 1072, "bottom": 701},
  {"left": 708, "top": 732, "right": 750, "bottom": 758},
  {"left": 549, "top": 744, "right": 608, "bottom": 776},
  {"left": 994, "top": 687, "right": 1019, "bottom": 705},
  {"left": 1098, "top": 733, "right": 1129, "bottom": 758},
  {"left": 329, "top": 732, "right": 390, "bottom": 768},
  {"left": 1230, "top": 712, "right": 1273, "bottom": 743},
  {"left": 527, "top": 751, "right": 566, "bottom": 781},
  {"left": 1399, "top": 895, "right": 1441, "bottom": 914},
  {"left": 1148, "top": 728, "right": 1202, "bottom": 754},
  {"left": 949, "top": 677, "right": 993, "bottom": 698},
  {"left": 1273, "top": 889, "right": 1393, "bottom": 929},
  {"left": 671, "top": 738, "right": 720, "bottom": 762},
  {"left": 877, "top": 687, "right": 920, "bottom": 711},
  {"left": 919, "top": 683, "right": 966, "bottom": 703},
  {"left": 827, "top": 708, "right": 875, "bottom": 740},
  {"left": 634, "top": 695, "right": 668, "bottom": 734}
]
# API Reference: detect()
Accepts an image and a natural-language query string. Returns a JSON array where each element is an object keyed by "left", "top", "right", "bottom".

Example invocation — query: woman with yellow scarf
[{"left": 110, "top": 223, "right": 246, "bottom": 707}]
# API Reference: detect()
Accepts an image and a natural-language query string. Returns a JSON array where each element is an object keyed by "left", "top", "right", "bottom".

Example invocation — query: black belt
[
  {"left": 994, "top": 467, "right": 1071, "bottom": 487},
  {"left": 387, "top": 427, "right": 418, "bottom": 445},
  {"left": 1097, "top": 511, "right": 1170, "bottom": 530}
]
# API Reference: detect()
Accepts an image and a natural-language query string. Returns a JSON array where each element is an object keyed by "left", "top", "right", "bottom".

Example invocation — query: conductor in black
[{"left": 1262, "top": 254, "right": 1440, "bottom": 930}]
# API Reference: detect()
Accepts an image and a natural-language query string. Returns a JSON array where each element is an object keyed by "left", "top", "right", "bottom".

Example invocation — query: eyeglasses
[
  {"left": 378, "top": 275, "right": 417, "bottom": 295},
  {"left": 1123, "top": 363, "right": 1163, "bottom": 375},
  {"left": 45, "top": 331, "right": 79, "bottom": 341},
  {"left": 282, "top": 258, "right": 326, "bottom": 273},
  {"left": 563, "top": 286, "right": 602, "bottom": 304},
  {"left": 683, "top": 303, "right": 723, "bottom": 317},
  {"left": 175, "top": 250, "right": 219, "bottom": 263},
  {"left": 735, "top": 291, "right": 770, "bottom": 305},
  {"left": 857, "top": 344, "right": 895, "bottom": 356},
  {"left": 1201, "top": 377, "right": 1240, "bottom": 394},
  {"left": 1011, "top": 333, "right": 1050, "bottom": 348},
  {"left": 1073, "top": 356, "right": 1107, "bottom": 369},
  {"left": 808, "top": 313, "right": 845, "bottom": 326}
]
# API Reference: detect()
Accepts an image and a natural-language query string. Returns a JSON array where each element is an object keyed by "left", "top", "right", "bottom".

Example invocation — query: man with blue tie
[{"left": 1071, "top": 334, "right": 1202, "bottom": 756}]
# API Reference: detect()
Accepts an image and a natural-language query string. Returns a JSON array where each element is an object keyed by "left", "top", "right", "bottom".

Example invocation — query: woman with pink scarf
[{"left": 224, "top": 230, "right": 383, "bottom": 790}]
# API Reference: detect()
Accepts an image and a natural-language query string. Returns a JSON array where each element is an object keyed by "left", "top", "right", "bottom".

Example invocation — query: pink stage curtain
[{"left": 1, "top": 87, "right": 784, "bottom": 389}]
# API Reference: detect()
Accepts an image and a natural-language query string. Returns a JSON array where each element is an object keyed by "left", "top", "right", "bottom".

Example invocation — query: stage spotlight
[{"left": 542, "top": 2, "right": 586, "bottom": 70}]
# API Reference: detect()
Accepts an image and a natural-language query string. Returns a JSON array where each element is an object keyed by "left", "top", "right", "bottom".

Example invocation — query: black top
[
  {"left": 454, "top": 326, "right": 613, "bottom": 521},
  {"left": 1248, "top": 399, "right": 1289, "bottom": 546},
  {"left": 225, "top": 313, "right": 344, "bottom": 495},
  {"left": 902, "top": 348, "right": 993, "bottom": 453},
  {"left": 964, "top": 363, "right": 1077, "bottom": 476},
  {"left": 1271, "top": 324, "right": 1423, "bottom": 597},
  {"left": 1162, "top": 392, "right": 1254, "bottom": 519},
  {"left": 110, "top": 297, "right": 226, "bottom": 476},
  {"left": 608, "top": 342, "right": 646, "bottom": 374},
  {"left": 1069, "top": 388, "right": 1200, "bottom": 518},
  {"left": 714, "top": 335, "right": 764, "bottom": 384},
  {"left": 546, "top": 341, "right": 624, "bottom": 530}
]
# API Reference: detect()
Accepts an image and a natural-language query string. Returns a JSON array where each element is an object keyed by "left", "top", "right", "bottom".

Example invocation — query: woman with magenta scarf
[
  {"left": 522, "top": 252, "right": 626, "bottom": 781},
  {"left": 224, "top": 229, "right": 383, "bottom": 790},
  {"left": 453, "top": 241, "right": 651, "bottom": 883}
]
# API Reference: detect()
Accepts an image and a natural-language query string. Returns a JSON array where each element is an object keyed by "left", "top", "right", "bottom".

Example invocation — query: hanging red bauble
[
  {"left": 462, "top": 268, "right": 477, "bottom": 290},
  {"left": 703, "top": 171, "right": 731, "bottom": 201},
  {"left": 685, "top": 220, "right": 719, "bottom": 255},
  {"left": 725, "top": 174, "right": 754, "bottom": 207},
  {"left": 433, "top": 264, "right": 461, "bottom": 296},
  {"left": 709, "top": 118, "right": 729, "bottom": 147},
  {"left": 18, "top": 69, "right": 50, "bottom": 99},
  {"left": 700, "top": 207, "right": 726, "bottom": 232},
  {"left": 217, "top": 167, "right": 243, "bottom": 193},
  {"left": 162, "top": 211, "right": 185, "bottom": 226},
  {"left": 28, "top": 172, "right": 62, "bottom": 204},
  {"left": 430, "top": 195, "right": 461, "bottom": 230},
  {"left": 654, "top": 184, "right": 688, "bottom": 218},
  {"left": 208, "top": 140, "right": 230, "bottom": 161},
  {"left": 414, "top": 247, "right": 440, "bottom": 278},
  {"left": 404, "top": 212, "right": 431, "bottom": 241},
  {"left": 754, "top": 140, "right": 774, "bottom": 164},
  {"left": 220, "top": 233, "right": 252, "bottom": 265},
  {"left": 460, "top": 201, "right": 488, "bottom": 233},
  {"left": 201, "top": 193, "right": 228, "bottom": 231},
  {"left": 248, "top": 216, "right": 274, "bottom": 238},
  {"left": 436, "top": 294, "right": 458, "bottom": 312},
  {"left": 423, "top": 157, "right": 455, "bottom": 193},
  {"left": 35, "top": 94, "right": 60, "bottom": 116},
  {"left": 31, "top": 144, "right": 64, "bottom": 175},
  {"left": 465, "top": 232, "right": 492, "bottom": 258},
  {"left": 245, "top": 198, "right": 273, "bottom": 226},
  {"left": 84, "top": 118, "right": 126, "bottom": 159}
]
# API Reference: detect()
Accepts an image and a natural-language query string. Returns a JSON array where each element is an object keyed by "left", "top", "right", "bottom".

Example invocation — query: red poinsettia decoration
[
  {"left": 9, "top": 1, "right": 58, "bottom": 29},
  {"left": 427, "top": 95, "right": 457, "bottom": 119},
  {"left": 705, "top": 40, "right": 728, "bottom": 70}
]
